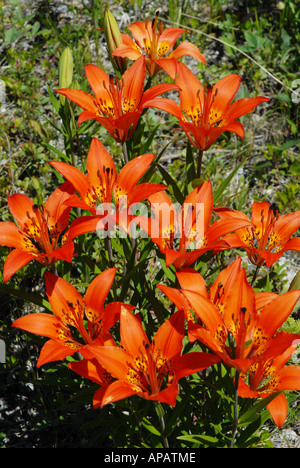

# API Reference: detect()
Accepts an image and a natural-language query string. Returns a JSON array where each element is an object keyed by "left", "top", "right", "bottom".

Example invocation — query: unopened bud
[
  {"left": 103, "top": 9, "right": 127, "bottom": 74},
  {"left": 289, "top": 270, "right": 300, "bottom": 292},
  {"left": 58, "top": 47, "right": 73, "bottom": 104}
]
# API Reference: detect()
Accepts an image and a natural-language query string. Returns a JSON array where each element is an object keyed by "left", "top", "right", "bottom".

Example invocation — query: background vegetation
[{"left": 0, "top": 0, "right": 299, "bottom": 447}]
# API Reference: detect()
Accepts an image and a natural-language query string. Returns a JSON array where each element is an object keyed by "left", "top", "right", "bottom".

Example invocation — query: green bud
[
  {"left": 58, "top": 47, "right": 73, "bottom": 104},
  {"left": 289, "top": 270, "right": 300, "bottom": 291},
  {"left": 103, "top": 9, "right": 127, "bottom": 74}
]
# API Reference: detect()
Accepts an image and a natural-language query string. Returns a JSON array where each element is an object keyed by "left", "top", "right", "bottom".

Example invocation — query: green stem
[
  {"left": 197, "top": 149, "right": 203, "bottom": 179},
  {"left": 155, "top": 402, "right": 169, "bottom": 448},
  {"left": 230, "top": 370, "right": 240, "bottom": 448},
  {"left": 122, "top": 142, "right": 129, "bottom": 165},
  {"left": 129, "top": 397, "right": 145, "bottom": 447},
  {"left": 251, "top": 265, "right": 260, "bottom": 286},
  {"left": 105, "top": 236, "right": 114, "bottom": 268}
]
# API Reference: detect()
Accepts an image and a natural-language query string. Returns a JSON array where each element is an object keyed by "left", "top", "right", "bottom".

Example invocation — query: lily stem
[
  {"left": 155, "top": 402, "right": 169, "bottom": 448},
  {"left": 230, "top": 370, "right": 240, "bottom": 448},
  {"left": 251, "top": 265, "right": 260, "bottom": 286},
  {"left": 122, "top": 142, "right": 129, "bottom": 165},
  {"left": 105, "top": 236, "right": 114, "bottom": 268},
  {"left": 197, "top": 149, "right": 203, "bottom": 179}
]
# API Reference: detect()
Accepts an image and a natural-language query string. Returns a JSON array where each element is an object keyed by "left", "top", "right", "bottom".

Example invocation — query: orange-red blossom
[
  {"left": 159, "top": 261, "right": 300, "bottom": 426},
  {"left": 12, "top": 268, "right": 134, "bottom": 367},
  {"left": 215, "top": 201, "right": 300, "bottom": 267},
  {"left": 158, "top": 258, "right": 300, "bottom": 374},
  {"left": 142, "top": 62, "right": 269, "bottom": 151},
  {"left": 134, "top": 180, "right": 252, "bottom": 269},
  {"left": 0, "top": 182, "right": 75, "bottom": 283},
  {"left": 112, "top": 12, "right": 206, "bottom": 79},
  {"left": 50, "top": 138, "right": 166, "bottom": 240},
  {"left": 79, "top": 307, "right": 220, "bottom": 407},
  {"left": 56, "top": 56, "right": 178, "bottom": 143},
  {"left": 238, "top": 342, "right": 300, "bottom": 428}
]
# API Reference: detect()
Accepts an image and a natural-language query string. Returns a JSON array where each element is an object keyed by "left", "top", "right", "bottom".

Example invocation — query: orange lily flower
[
  {"left": 56, "top": 56, "right": 178, "bottom": 143},
  {"left": 12, "top": 269, "right": 134, "bottom": 367},
  {"left": 68, "top": 358, "right": 115, "bottom": 409},
  {"left": 50, "top": 138, "right": 166, "bottom": 239},
  {"left": 215, "top": 201, "right": 300, "bottom": 267},
  {"left": 112, "top": 12, "right": 206, "bottom": 79},
  {"left": 134, "top": 180, "right": 252, "bottom": 269},
  {"left": 82, "top": 307, "right": 220, "bottom": 407},
  {"left": 0, "top": 182, "right": 75, "bottom": 283},
  {"left": 238, "top": 342, "right": 300, "bottom": 428},
  {"left": 159, "top": 258, "right": 300, "bottom": 373},
  {"left": 142, "top": 62, "right": 269, "bottom": 151}
]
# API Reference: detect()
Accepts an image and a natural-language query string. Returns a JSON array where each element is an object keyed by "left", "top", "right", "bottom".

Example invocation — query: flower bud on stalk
[
  {"left": 289, "top": 270, "right": 300, "bottom": 292},
  {"left": 58, "top": 47, "right": 73, "bottom": 105},
  {"left": 103, "top": 9, "right": 127, "bottom": 75}
]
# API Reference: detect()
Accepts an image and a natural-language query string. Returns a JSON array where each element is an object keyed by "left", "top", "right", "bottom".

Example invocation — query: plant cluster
[{"left": 1, "top": 3, "right": 300, "bottom": 448}]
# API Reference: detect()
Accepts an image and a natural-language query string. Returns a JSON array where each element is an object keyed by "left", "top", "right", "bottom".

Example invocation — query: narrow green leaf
[
  {"left": 177, "top": 434, "right": 219, "bottom": 446},
  {"left": 185, "top": 141, "right": 196, "bottom": 184},
  {"left": 140, "top": 138, "right": 173, "bottom": 184},
  {"left": 157, "top": 164, "right": 184, "bottom": 204},
  {"left": 140, "top": 125, "right": 159, "bottom": 154},
  {"left": 43, "top": 142, "right": 69, "bottom": 163},
  {"left": 0, "top": 283, "right": 51, "bottom": 311},
  {"left": 46, "top": 84, "right": 61, "bottom": 115},
  {"left": 239, "top": 391, "right": 282, "bottom": 424},
  {"left": 273, "top": 138, "right": 300, "bottom": 151},
  {"left": 141, "top": 417, "right": 161, "bottom": 436},
  {"left": 236, "top": 411, "right": 271, "bottom": 447},
  {"left": 157, "top": 255, "right": 176, "bottom": 283},
  {"left": 213, "top": 157, "right": 247, "bottom": 205}
]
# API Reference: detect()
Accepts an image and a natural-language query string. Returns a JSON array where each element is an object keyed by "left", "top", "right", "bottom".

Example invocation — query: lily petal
[
  {"left": 98, "top": 380, "right": 139, "bottom": 407},
  {"left": 169, "top": 41, "right": 206, "bottom": 66},
  {"left": 120, "top": 308, "right": 150, "bottom": 357},
  {"left": 153, "top": 309, "right": 185, "bottom": 361},
  {"left": 55, "top": 88, "right": 96, "bottom": 112},
  {"left": 37, "top": 339, "right": 78, "bottom": 367},
  {"left": 3, "top": 248, "right": 34, "bottom": 283},
  {"left": 45, "top": 272, "right": 84, "bottom": 327},
  {"left": 176, "top": 351, "right": 221, "bottom": 380},
  {"left": 84, "top": 268, "right": 117, "bottom": 323}
]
